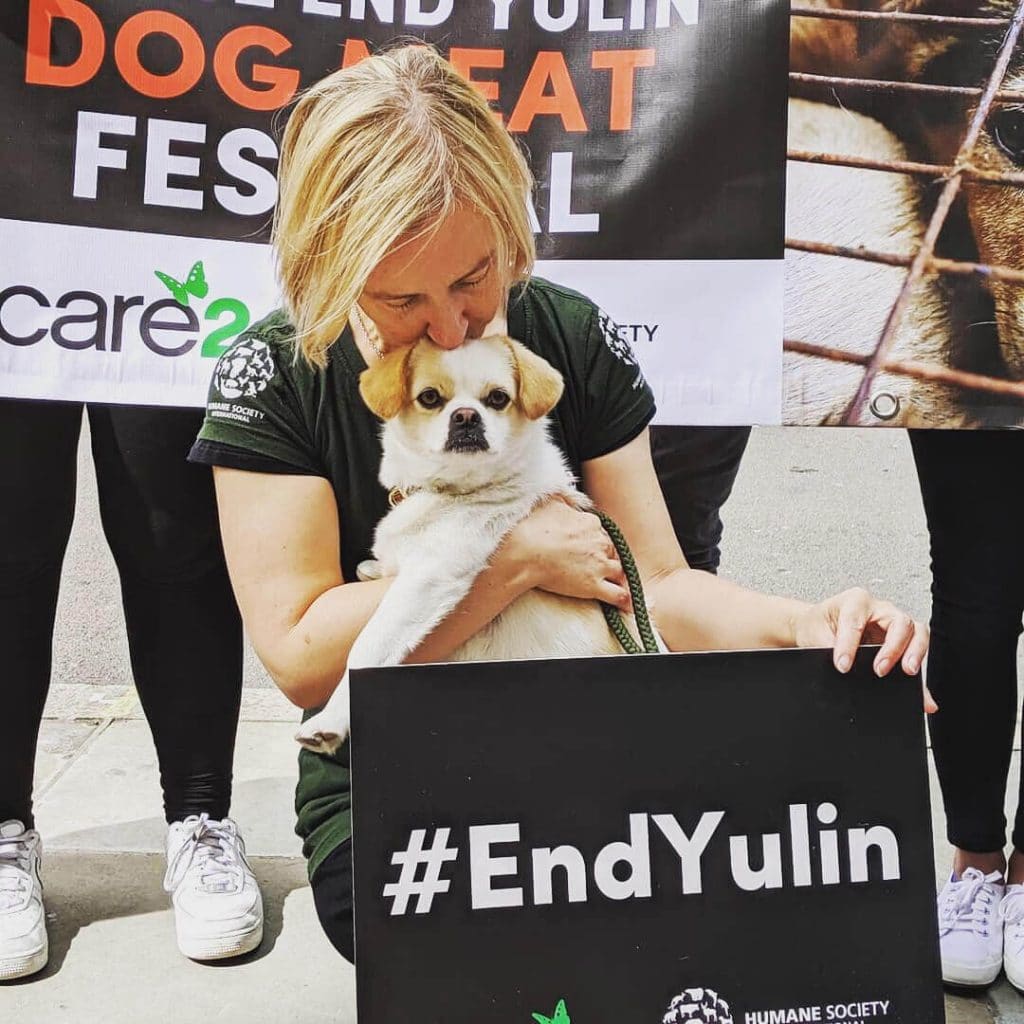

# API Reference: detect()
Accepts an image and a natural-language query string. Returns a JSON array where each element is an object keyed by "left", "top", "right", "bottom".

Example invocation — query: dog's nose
[{"left": 450, "top": 407, "right": 481, "bottom": 430}]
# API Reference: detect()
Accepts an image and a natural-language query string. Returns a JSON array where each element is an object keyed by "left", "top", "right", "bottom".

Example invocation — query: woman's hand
[
  {"left": 498, "top": 498, "right": 632, "bottom": 611},
  {"left": 793, "top": 587, "right": 936, "bottom": 712}
]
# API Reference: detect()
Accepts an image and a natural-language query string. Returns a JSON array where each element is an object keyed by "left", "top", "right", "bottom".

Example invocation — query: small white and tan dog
[{"left": 295, "top": 333, "right": 653, "bottom": 756}]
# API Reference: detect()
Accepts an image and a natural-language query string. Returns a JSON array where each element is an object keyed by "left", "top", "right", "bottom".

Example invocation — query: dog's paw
[
  {"left": 295, "top": 711, "right": 349, "bottom": 756},
  {"left": 295, "top": 728, "right": 344, "bottom": 756},
  {"left": 356, "top": 559, "right": 384, "bottom": 582}
]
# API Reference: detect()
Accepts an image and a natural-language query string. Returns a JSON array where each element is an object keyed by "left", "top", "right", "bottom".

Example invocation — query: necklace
[{"left": 352, "top": 304, "right": 385, "bottom": 361}]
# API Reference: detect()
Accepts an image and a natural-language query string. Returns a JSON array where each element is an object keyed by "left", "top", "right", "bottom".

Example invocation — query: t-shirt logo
[
  {"left": 597, "top": 310, "right": 646, "bottom": 391},
  {"left": 214, "top": 339, "right": 276, "bottom": 399}
]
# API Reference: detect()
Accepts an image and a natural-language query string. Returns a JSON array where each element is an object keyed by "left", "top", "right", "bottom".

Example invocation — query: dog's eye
[
  {"left": 416, "top": 388, "right": 444, "bottom": 409},
  {"left": 992, "top": 109, "right": 1024, "bottom": 164},
  {"left": 484, "top": 389, "right": 510, "bottom": 410}
]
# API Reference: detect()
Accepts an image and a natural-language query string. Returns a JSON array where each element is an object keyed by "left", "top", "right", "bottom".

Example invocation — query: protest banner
[
  {"left": 350, "top": 647, "right": 942, "bottom": 1023},
  {"left": 0, "top": 0, "right": 787, "bottom": 424},
  {"left": 784, "top": 0, "right": 1024, "bottom": 428}
]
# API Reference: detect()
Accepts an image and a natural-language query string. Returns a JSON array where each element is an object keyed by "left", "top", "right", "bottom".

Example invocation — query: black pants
[
  {"left": 650, "top": 425, "right": 752, "bottom": 574},
  {"left": 309, "top": 425, "right": 751, "bottom": 961},
  {"left": 0, "top": 399, "right": 243, "bottom": 827},
  {"left": 910, "top": 428, "right": 1024, "bottom": 853},
  {"left": 311, "top": 840, "right": 355, "bottom": 964}
]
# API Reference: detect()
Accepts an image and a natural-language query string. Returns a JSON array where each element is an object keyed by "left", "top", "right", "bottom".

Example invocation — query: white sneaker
[
  {"left": 937, "top": 867, "right": 1004, "bottom": 987},
  {"left": 163, "top": 814, "right": 263, "bottom": 961},
  {"left": 0, "top": 820, "right": 47, "bottom": 980},
  {"left": 1001, "top": 883, "right": 1024, "bottom": 991}
]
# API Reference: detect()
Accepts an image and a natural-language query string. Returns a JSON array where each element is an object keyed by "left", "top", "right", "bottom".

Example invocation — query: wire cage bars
[{"left": 786, "top": 1, "right": 1024, "bottom": 423}]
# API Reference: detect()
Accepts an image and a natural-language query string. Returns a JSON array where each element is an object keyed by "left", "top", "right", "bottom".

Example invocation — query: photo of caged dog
[
  {"left": 295, "top": 334, "right": 662, "bottom": 756},
  {"left": 785, "top": 0, "right": 1024, "bottom": 427}
]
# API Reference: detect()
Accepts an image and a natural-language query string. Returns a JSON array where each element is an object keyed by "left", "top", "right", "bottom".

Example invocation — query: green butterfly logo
[
  {"left": 532, "top": 999, "right": 570, "bottom": 1024},
  {"left": 154, "top": 260, "right": 209, "bottom": 306}
]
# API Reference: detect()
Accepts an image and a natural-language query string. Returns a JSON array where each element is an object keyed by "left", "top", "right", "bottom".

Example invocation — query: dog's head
[{"left": 359, "top": 335, "right": 564, "bottom": 488}]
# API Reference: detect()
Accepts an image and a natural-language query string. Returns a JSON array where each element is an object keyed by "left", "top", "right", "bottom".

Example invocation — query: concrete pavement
[
  {"left": 2, "top": 420, "right": 1022, "bottom": 1021},
  {"left": 4, "top": 685, "right": 351, "bottom": 1023}
]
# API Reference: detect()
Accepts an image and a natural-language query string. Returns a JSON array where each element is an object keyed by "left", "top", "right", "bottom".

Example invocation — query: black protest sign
[
  {"left": 0, "top": 0, "right": 786, "bottom": 260},
  {"left": 350, "top": 647, "right": 942, "bottom": 1024}
]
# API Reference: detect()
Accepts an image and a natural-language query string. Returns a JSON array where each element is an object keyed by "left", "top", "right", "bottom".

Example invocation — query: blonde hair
[{"left": 273, "top": 44, "right": 536, "bottom": 367}]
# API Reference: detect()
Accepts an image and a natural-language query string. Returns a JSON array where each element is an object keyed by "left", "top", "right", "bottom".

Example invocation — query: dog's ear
[
  {"left": 359, "top": 346, "right": 414, "bottom": 420},
  {"left": 503, "top": 337, "right": 564, "bottom": 420}
]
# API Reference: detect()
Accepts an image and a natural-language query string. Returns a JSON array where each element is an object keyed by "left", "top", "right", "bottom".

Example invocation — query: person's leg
[
  {"left": 310, "top": 840, "right": 355, "bottom": 963},
  {"left": 649, "top": 425, "right": 752, "bottom": 573},
  {"left": 86, "top": 404, "right": 244, "bottom": 823},
  {"left": 0, "top": 397, "right": 82, "bottom": 979},
  {"left": 910, "top": 429, "right": 1024, "bottom": 869},
  {"left": 0, "top": 399, "right": 82, "bottom": 827},
  {"left": 87, "top": 403, "right": 260, "bottom": 960},
  {"left": 910, "top": 428, "right": 1024, "bottom": 987}
]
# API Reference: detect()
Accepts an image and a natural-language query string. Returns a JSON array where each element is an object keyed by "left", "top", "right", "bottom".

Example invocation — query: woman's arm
[
  {"left": 580, "top": 430, "right": 930, "bottom": 681},
  {"left": 214, "top": 467, "right": 536, "bottom": 709}
]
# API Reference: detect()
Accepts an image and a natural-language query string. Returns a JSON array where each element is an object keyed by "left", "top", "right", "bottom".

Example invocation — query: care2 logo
[
  {"left": 153, "top": 260, "right": 250, "bottom": 359},
  {"left": 0, "top": 258, "right": 251, "bottom": 358}
]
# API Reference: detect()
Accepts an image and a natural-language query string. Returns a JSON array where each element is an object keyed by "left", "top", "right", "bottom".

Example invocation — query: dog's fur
[
  {"left": 785, "top": 98, "right": 966, "bottom": 424},
  {"left": 295, "top": 335, "right": 644, "bottom": 756}
]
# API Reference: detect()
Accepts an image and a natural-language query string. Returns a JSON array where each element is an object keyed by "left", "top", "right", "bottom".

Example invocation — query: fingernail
[
  {"left": 837, "top": 655, "right": 851, "bottom": 673},
  {"left": 875, "top": 658, "right": 889, "bottom": 676},
  {"left": 906, "top": 658, "right": 919, "bottom": 674}
]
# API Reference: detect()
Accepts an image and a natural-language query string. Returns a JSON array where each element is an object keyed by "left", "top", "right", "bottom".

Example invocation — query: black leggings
[
  {"left": 0, "top": 399, "right": 243, "bottom": 827},
  {"left": 910, "top": 428, "right": 1024, "bottom": 854},
  {"left": 309, "top": 426, "right": 752, "bottom": 960},
  {"left": 650, "top": 425, "right": 751, "bottom": 574}
]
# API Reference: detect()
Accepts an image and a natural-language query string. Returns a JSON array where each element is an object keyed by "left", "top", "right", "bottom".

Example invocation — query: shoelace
[
  {"left": 939, "top": 868, "right": 1000, "bottom": 938},
  {"left": 0, "top": 829, "right": 39, "bottom": 912},
  {"left": 162, "top": 814, "right": 245, "bottom": 895}
]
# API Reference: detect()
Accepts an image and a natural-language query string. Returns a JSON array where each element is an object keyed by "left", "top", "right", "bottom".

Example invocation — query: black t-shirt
[{"left": 188, "top": 276, "right": 656, "bottom": 879}]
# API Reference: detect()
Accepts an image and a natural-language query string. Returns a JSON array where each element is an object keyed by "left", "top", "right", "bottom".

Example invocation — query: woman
[{"left": 187, "top": 44, "right": 930, "bottom": 963}]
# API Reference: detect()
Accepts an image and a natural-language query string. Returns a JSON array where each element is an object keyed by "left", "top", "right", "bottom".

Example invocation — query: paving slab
[
  {"left": 35, "top": 720, "right": 304, "bottom": 858},
  {"left": 0, "top": 851, "right": 353, "bottom": 1023},
  {"left": 991, "top": 983, "right": 1024, "bottom": 1024},
  {"left": 32, "top": 720, "right": 102, "bottom": 796},
  {"left": 947, "top": 992, "right": 996, "bottom": 1023}
]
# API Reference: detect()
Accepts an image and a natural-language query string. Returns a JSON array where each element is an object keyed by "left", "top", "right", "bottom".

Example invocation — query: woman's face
[{"left": 359, "top": 207, "right": 506, "bottom": 351}]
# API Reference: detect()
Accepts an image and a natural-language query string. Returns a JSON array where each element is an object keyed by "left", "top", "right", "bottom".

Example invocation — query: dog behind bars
[{"left": 788, "top": 0, "right": 1024, "bottom": 425}]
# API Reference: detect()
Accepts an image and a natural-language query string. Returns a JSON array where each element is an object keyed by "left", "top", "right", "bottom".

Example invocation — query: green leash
[{"left": 597, "top": 511, "right": 660, "bottom": 654}]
